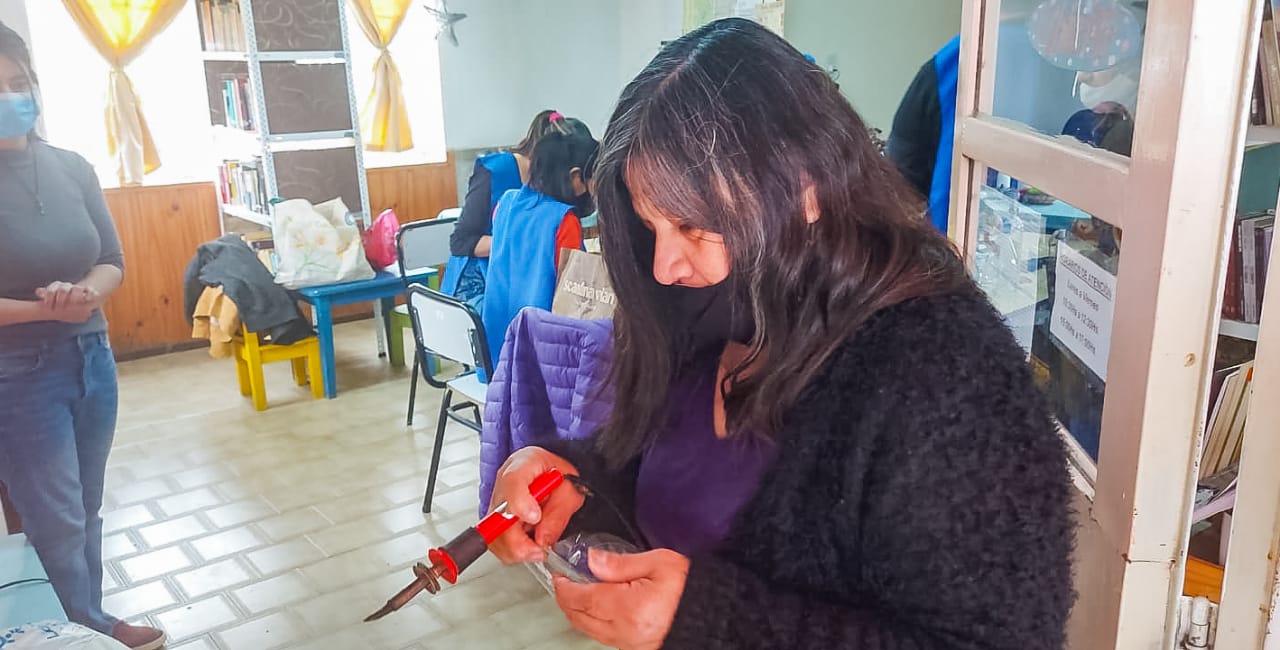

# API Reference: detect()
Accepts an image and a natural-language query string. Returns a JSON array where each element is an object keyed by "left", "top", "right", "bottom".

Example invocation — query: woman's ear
[{"left": 570, "top": 167, "right": 588, "bottom": 195}]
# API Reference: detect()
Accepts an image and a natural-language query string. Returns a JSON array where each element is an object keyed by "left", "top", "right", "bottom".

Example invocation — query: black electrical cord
[
  {"left": 564, "top": 474, "right": 650, "bottom": 551},
  {"left": 0, "top": 578, "right": 51, "bottom": 592}
]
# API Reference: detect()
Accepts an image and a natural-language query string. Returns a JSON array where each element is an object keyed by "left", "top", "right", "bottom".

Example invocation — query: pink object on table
[{"left": 364, "top": 209, "right": 401, "bottom": 268}]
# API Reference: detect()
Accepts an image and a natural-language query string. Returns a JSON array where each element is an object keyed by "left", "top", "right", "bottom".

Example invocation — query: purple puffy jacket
[{"left": 479, "top": 308, "right": 614, "bottom": 517}]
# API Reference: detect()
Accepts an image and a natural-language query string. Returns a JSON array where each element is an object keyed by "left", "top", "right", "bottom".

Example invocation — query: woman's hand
[
  {"left": 487, "top": 446, "right": 584, "bottom": 564},
  {"left": 35, "top": 281, "right": 100, "bottom": 323},
  {"left": 553, "top": 549, "right": 690, "bottom": 650}
]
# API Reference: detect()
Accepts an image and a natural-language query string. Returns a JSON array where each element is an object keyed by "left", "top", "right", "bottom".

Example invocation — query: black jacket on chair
[
  {"left": 546, "top": 287, "right": 1074, "bottom": 650},
  {"left": 183, "top": 235, "right": 313, "bottom": 345}
]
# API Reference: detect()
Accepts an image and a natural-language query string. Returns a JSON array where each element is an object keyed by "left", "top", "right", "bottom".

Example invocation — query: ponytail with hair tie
[
  {"left": 516, "top": 109, "right": 587, "bottom": 155},
  {"left": 547, "top": 111, "right": 575, "bottom": 136}
]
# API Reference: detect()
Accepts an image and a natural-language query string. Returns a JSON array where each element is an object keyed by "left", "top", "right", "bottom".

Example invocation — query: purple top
[{"left": 635, "top": 369, "right": 778, "bottom": 557}]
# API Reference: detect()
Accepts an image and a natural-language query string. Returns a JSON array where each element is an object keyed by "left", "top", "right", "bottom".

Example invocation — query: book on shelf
[
  {"left": 241, "top": 231, "right": 273, "bottom": 248},
  {"left": 1194, "top": 465, "right": 1239, "bottom": 526},
  {"left": 218, "top": 158, "right": 269, "bottom": 216},
  {"left": 1199, "top": 362, "right": 1255, "bottom": 481},
  {"left": 199, "top": 0, "right": 246, "bottom": 52},
  {"left": 1221, "top": 211, "right": 1273, "bottom": 325},
  {"left": 1254, "top": 58, "right": 1267, "bottom": 126},
  {"left": 1252, "top": 2, "right": 1280, "bottom": 126},
  {"left": 1224, "top": 222, "right": 1243, "bottom": 320},
  {"left": 220, "top": 77, "right": 255, "bottom": 131},
  {"left": 241, "top": 232, "right": 277, "bottom": 270}
]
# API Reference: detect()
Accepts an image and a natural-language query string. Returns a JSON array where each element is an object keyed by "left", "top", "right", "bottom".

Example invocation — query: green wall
[
  {"left": 1238, "top": 145, "right": 1280, "bottom": 216},
  {"left": 783, "top": 0, "right": 964, "bottom": 133}
]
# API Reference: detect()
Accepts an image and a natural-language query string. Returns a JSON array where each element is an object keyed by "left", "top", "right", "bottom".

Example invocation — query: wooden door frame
[{"left": 950, "top": 0, "right": 1258, "bottom": 647}]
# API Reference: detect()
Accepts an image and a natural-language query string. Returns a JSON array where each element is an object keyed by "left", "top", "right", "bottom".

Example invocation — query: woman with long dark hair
[
  {"left": 488, "top": 18, "right": 1072, "bottom": 650},
  {"left": 0, "top": 22, "right": 163, "bottom": 650}
]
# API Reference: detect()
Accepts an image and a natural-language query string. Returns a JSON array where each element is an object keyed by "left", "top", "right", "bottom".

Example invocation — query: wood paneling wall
[
  {"left": 366, "top": 154, "right": 460, "bottom": 222},
  {"left": 102, "top": 182, "right": 221, "bottom": 358},
  {"left": 103, "top": 160, "right": 459, "bottom": 358}
]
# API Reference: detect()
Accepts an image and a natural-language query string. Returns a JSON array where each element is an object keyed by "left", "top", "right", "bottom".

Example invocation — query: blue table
[
  {"left": 298, "top": 270, "right": 436, "bottom": 398},
  {"left": 0, "top": 534, "right": 65, "bottom": 628}
]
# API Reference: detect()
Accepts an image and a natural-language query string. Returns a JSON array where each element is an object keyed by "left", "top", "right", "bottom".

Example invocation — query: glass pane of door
[
  {"left": 974, "top": 170, "right": 1120, "bottom": 458},
  {"left": 990, "top": 0, "right": 1146, "bottom": 155}
]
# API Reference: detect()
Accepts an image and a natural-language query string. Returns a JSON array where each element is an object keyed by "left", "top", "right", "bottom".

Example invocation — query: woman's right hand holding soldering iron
[{"left": 488, "top": 447, "right": 584, "bottom": 564}]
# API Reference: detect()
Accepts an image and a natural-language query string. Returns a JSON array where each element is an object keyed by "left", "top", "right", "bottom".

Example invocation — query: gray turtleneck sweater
[{"left": 0, "top": 140, "right": 124, "bottom": 344}]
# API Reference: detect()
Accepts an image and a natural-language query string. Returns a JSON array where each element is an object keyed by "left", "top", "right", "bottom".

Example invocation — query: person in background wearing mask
[
  {"left": 482, "top": 116, "right": 598, "bottom": 367},
  {"left": 443, "top": 110, "right": 590, "bottom": 314},
  {"left": 0, "top": 22, "right": 165, "bottom": 650}
]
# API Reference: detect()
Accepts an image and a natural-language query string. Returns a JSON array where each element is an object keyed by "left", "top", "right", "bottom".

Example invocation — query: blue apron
[
  {"left": 439, "top": 151, "right": 524, "bottom": 296},
  {"left": 481, "top": 186, "right": 577, "bottom": 374}
]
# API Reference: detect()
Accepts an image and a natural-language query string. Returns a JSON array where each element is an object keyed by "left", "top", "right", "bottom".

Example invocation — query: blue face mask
[{"left": 0, "top": 92, "right": 39, "bottom": 138}]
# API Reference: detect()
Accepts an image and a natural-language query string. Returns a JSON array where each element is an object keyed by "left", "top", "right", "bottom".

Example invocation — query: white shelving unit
[
  {"left": 1246, "top": 124, "right": 1280, "bottom": 147},
  {"left": 218, "top": 203, "right": 272, "bottom": 227},
  {"left": 1221, "top": 318, "right": 1262, "bottom": 341},
  {"left": 198, "top": 0, "right": 371, "bottom": 234}
]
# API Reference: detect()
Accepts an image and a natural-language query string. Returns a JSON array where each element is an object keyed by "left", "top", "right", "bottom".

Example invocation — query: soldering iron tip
[{"left": 364, "top": 605, "right": 393, "bottom": 622}]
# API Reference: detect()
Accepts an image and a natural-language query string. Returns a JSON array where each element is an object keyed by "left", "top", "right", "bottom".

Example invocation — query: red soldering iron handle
[
  {"left": 474, "top": 468, "right": 564, "bottom": 544},
  {"left": 427, "top": 469, "right": 566, "bottom": 586},
  {"left": 526, "top": 468, "right": 565, "bottom": 503}
]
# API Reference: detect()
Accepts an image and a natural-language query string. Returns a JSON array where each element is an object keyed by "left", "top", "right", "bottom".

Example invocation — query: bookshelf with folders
[
  {"left": 1187, "top": 1, "right": 1280, "bottom": 606},
  {"left": 1213, "top": 8, "right": 1280, "bottom": 339},
  {"left": 197, "top": 0, "right": 370, "bottom": 234}
]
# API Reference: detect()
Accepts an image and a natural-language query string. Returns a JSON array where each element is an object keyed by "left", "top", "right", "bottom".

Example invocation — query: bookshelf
[
  {"left": 949, "top": 1, "right": 1278, "bottom": 645},
  {"left": 1220, "top": 318, "right": 1261, "bottom": 342},
  {"left": 197, "top": 0, "right": 371, "bottom": 234},
  {"left": 1245, "top": 124, "right": 1280, "bottom": 147},
  {"left": 1218, "top": 16, "right": 1279, "bottom": 340},
  {"left": 1193, "top": 4, "right": 1280, "bottom": 644}
]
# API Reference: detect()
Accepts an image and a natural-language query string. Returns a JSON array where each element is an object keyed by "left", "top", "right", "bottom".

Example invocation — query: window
[
  {"left": 24, "top": 1, "right": 213, "bottom": 188},
  {"left": 23, "top": 1, "right": 447, "bottom": 188},
  {"left": 346, "top": 2, "right": 447, "bottom": 167}
]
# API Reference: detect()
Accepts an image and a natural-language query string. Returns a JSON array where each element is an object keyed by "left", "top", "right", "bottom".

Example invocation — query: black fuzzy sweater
[{"left": 554, "top": 288, "right": 1074, "bottom": 649}]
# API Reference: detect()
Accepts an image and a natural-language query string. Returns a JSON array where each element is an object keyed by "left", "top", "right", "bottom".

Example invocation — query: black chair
[{"left": 405, "top": 283, "right": 494, "bottom": 514}]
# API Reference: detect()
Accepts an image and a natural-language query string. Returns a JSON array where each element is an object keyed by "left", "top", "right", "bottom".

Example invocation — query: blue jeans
[
  {"left": 0, "top": 332, "right": 119, "bottom": 633},
  {"left": 454, "top": 257, "right": 487, "bottom": 318}
]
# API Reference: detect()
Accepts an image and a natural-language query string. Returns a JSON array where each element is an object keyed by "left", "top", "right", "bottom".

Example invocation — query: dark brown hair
[
  {"left": 528, "top": 118, "right": 597, "bottom": 206},
  {"left": 0, "top": 21, "right": 37, "bottom": 86},
  {"left": 513, "top": 109, "right": 570, "bottom": 157},
  {"left": 593, "top": 18, "right": 966, "bottom": 467}
]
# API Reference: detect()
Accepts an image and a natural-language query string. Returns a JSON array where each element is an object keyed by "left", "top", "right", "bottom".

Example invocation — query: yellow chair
[{"left": 233, "top": 326, "right": 324, "bottom": 411}]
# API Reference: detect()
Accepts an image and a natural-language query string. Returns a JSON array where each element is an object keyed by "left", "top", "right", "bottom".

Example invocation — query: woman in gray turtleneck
[{"left": 0, "top": 22, "right": 163, "bottom": 650}]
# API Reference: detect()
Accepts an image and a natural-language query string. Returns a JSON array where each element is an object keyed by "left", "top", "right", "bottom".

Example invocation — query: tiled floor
[{"left": 101, "top": 320, "right": 602, "bottom": 650}]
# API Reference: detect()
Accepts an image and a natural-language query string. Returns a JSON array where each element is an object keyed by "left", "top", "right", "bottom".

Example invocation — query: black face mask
[{"left": 670, "top": 280, "right": 755, "bottom": 358}]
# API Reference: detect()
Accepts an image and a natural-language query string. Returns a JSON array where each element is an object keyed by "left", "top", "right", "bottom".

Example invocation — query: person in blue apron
[
  {"left": 443, "top": 110, "right": 592, "bottom": 315},
  {"left": 482, "top": 118, "right": 598, "bottom": 370},
  {"left": 885, "top": 0, "right": 1084, "bottom": 234}
]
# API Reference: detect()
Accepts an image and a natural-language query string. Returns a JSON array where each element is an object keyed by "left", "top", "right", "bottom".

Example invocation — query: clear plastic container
[{"left": 526, "top": 533, "right": 640, "bottom": 596}]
